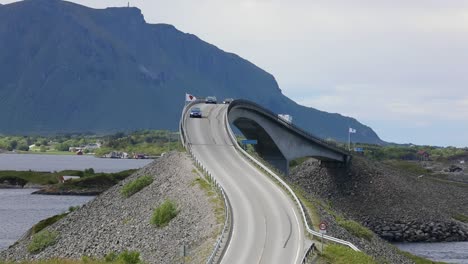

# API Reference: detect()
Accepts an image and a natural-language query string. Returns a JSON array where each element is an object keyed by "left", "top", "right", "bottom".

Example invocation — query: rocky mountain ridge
[{"left": 0, "top": 0, "right": 383, "bottom": 144}]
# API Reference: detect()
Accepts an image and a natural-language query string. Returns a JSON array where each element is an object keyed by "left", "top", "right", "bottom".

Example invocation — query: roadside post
[{"left": 319, "top": 221, "right": 327, "bottom": 253}]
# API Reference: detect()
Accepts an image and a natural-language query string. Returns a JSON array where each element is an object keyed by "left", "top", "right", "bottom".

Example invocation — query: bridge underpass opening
[{"left": 231, "top": 117, "right": 290, "bottom": 174}]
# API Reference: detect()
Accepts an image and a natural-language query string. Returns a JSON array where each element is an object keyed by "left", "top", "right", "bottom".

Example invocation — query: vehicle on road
[
  {"left": 223, "top": 98, "right": 234, "bottom": 104},
  {"left": 189, "top": 107, "right": 202, "bottom": 118},
  {"left": 205, "top": 96, "right": 217, "bottom": 104}
]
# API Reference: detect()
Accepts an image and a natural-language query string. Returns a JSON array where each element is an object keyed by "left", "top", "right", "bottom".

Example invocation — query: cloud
[
  {"left": 2, "top": 0, "right": 467, "bottom": 146},
  {"left": 297, "top": 83, "right": 468, "bottom": 122}
]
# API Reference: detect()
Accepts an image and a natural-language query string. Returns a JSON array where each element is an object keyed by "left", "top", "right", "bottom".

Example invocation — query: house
[
  {"left": 417, "top": 150, "right": 430, "bottom": 161},
  {"left": 69, "top": 147, "right": 82, "bottom": 152},
  {"left": 58, "top": 176, "right": 81, "bottom": 183},
  {"left": 104, "top": 151, "right": 128, "bottom": 159},
  {"left": 133, "top": 153, "right": 146, "bottom": 159},
  {"left": 84, "top": 143, "right": 101, "bottom": 150}
]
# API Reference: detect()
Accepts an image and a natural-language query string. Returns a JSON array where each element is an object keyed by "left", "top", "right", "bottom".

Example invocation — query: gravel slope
[
  {"left": 289, "top": 156, "right": 468, "bottom": 243},
  {"left": 0, "top": 152, "right": 220, "bottom": 263}
]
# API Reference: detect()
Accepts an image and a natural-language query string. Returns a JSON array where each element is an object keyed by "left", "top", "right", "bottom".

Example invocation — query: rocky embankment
[
  {"left": 289, "top": 157, "right": 468, "bottom": 243},
  {"left": 0, "top": 152, "right": 220, "bottom": 263}
]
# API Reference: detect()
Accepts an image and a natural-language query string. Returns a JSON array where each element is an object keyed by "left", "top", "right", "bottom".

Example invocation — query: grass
[
  {"left": 289, "top": 157, "right": 310, "bottom": 169},
  {"left": 192, "top": 176, "right": 225, "bottom": 224},
  {"left": 453, "top": 213, "right": 468, "bottom": 223},
  {"left": 31, "top": 213, "right": 68, "bottom": 235},
  {"left": 0, "top": 251, "right": 144, "bottom": 264},
  {"left": 28, "top": 230, "right": 59, "bottom": 253},
  {"left": 121, "top": 175, "right": 153, "bottom": 197},
  {"left": 0, "top": 170, "right": 62, "bottom": 185},
  {"left": 336, "top": 217, "right": 374, "bottom": 241},
  {"left": 150, "top": 199, "right": 178, "bottom": 227},
  {"left": 103, "top": 250, "right": 143, "bottom": 264},
  {"left": 0, "top": 169, "right": 135, "bottom": 188},
  {"left": 321, "top": 244, "right": 376, "bottom": 264},
  {"left": 291, "top": 185, "right": 321, "bottom": 230},
  {"left": 398, "top": 250, "right": 447, "bottom": 264},
  {"left": 384, "top": 160, "right": 430, "bottom": 175},
  {"left": 21, "top": 150, "right": 75, "bottom": 155}
]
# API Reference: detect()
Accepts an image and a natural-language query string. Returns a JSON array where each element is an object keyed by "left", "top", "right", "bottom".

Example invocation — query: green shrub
[
  {"left": 322, "top": 244, "right": 376, "bottom": 264},
  {"left": 453, "top": 213, "right": 468, "bottom": 223},
  {"left": 31, "top": 214, "right": 67, "bottom": 235},
  {"left": 0, "top": 176, "right": 28, "bottom": 187},
  {"left": 121, "top": 176, "right": 153, "bottom": 198},
  {"left": 117, "top": 251, "right": 141, "bottom": 264},
  {"left": 104, "top": 251, "right": 141, "bottom": 264},
  {"left": 337, "top": 218, "right": 373, "bottom": 241},
  {"left": 28, "top": 230, "right": 59, "bottom": 253},
  {"left": 69, "top": 205, "right": 80, "bottom": 212},
  {"left": 150, "top": 199, "right": 178, "bottom": 227}
]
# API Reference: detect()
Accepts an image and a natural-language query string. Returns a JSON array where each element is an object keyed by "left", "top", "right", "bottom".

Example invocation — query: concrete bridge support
[{"left": 228, "top": 101, "right": 350, "bottom": 175}]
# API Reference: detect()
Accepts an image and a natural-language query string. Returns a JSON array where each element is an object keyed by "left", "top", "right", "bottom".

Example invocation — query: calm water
[
  {"left": 0, "top": 189, "right": 94, "bottom": 249},
  {"left": 0, "top": 153, "right": 153, "bottom": 172},
  {"left": 396, "top": 242, "right": 468, "bottom": 264},
  {"left": 0, "top": 153, "right": 153, "bottom": 250}
]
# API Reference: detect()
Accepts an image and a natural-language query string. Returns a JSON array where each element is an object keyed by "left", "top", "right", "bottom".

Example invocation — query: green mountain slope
[{"left": 0, "top": 0, "right": 383, "bottom": 144}]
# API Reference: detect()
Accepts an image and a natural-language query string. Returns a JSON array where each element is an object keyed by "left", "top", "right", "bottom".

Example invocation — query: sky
[{"left": 2, "top": 0, "right": 467, "bottom": 147}]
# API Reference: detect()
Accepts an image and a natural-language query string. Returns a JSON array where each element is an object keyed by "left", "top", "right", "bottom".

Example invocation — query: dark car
[
  {"left": 223, "top": 98, "right": 234, "bottom": 104},
  {"left": 205, "top": 96, "right": 217, "bottom": 104},
  {"left": 189, "top": 107, "right": 202, "bottom": 118}
]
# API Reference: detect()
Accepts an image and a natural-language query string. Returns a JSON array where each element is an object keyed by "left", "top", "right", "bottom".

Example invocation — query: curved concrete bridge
[{"left": 228, "top": 99, "right": 351, "bottom": 174}]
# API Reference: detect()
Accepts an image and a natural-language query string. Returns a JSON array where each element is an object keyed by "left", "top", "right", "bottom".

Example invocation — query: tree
[
  {"left": 9, "top": 140, "right": 18, "bottom": 150},
  {"left": 17, "top": 144, "right": 29, "bottom": 151}
]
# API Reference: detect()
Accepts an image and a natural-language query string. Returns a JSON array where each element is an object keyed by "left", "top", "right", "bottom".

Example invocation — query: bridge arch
[{"left": 227, "top": 100, "right": 350, "bottom": 175}]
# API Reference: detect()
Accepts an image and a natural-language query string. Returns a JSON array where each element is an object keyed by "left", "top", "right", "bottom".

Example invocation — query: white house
[{"left": 59, "top": 176, "right": 81, "bottom": 183}]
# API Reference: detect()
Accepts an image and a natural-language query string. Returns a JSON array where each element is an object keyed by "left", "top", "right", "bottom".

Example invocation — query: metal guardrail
[
  {"left": 301, "top": 243, "right": 316, "bottom": 264},
  {"left": 179, "top": 101, "right": 233, "bottom": 264},
  {"left": 223, "top": 108, "right": 361, "bottom": 253}
]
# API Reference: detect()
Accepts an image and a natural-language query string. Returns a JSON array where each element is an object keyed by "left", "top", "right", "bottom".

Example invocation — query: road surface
[{"left": 185, "top": 103, "right": 305, "bottom": 264}]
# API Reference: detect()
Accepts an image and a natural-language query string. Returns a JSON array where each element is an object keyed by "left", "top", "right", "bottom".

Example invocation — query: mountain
[{"left": 0, "top": 0, "right": 383, "bottom": 144}]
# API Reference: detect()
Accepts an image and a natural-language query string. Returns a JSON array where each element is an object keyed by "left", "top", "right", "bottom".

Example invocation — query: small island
[{"left": 0, "top": 168, "right": 136, "bottom": 195}]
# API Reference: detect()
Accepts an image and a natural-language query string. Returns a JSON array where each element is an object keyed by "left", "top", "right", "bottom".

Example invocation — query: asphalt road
[{"left": 185, "top": 103, "right": 305, "bottom": 264}]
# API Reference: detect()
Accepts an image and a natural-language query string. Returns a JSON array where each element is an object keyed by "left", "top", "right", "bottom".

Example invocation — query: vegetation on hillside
[
  {"left": 353, "top": 143, "right": 468, "bottom": 161},
  {"left": 0, "top": 130, "right": 182, "bottom": 156},
  {"left": 31, "top": 214, "right": 67, "bottom": 235},
  {"left": 121, "top": 176, "right": 154, "bottom": 198},
  {"left": 150, "top": 199, "right": 178, "bottom": 227},
  {"left": 28, "top": 231, "right": 59, "bottom": 253},
  {"left": 94, "top": 130, "right": 183, "bottom": 156},
  {"left": 453, "top": 213, "right": 468, "bottom": 223},
  {"left": 0, "top": 169, "right": 135, "bottom": 190},
  {"left": 0, "top": 170, "right": 80, "bottom": 185},
  {"left": 0, "top": 251, "right": 144, "bottom": 264},
  {"left": 321, "top": 244, "right": 376, "bottom": 264}
]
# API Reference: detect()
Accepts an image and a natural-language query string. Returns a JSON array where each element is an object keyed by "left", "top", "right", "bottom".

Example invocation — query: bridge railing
[
  {"left": 179, "top": 101, "right": 233, "bottom": 264},
  {"left": 223, "top": 109, "right": 361, "bottom": 254},
  {"left": 227, "top": 99, "right": 351, "bottom": 157}
]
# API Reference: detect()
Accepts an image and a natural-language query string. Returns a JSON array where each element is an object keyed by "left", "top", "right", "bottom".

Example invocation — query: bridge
[
  {"left": 228, "top": 99, "right": 351, "bottom": 174},
  {"left": 180, "top": 99, "right": 357, "bottom": 263}
]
